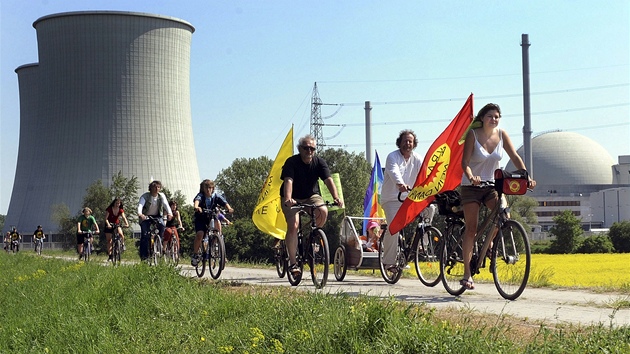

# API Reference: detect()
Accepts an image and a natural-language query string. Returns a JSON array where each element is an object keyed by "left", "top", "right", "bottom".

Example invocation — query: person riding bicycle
[
  {"left": 77, "top": 207, "right": 100, "bottom": 260},
  {"left": 280, "top": 134, "right": 343, "bottom": 277},
  {"left": 3, "top": 231, "right": 10, "bottom": 251},
  {"left": 381, "top": 130, "right": 423, "bottom": 272},
  {"left": 191, "top": 179, "right": 233, "bottom": 267},
  {"left": 163, "top": 200, "right": 184, "bottom": 256},
  {"left": 32, "top": 225, "right": 46, "bottom": 250},
  {"left": 137, "top": 180, "right": 173, "bottom": 262},
  {"left": 105, "top": 198, "right": 130, "bottom": 261},
  {"left": 9, "top": 227, "right": 22, "bottom": 252},
  {"left": 460, "top": 103, "right": 536, "bottom": 290}
]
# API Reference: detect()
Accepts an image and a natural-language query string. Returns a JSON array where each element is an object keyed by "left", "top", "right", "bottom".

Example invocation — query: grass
[{"left": 2, "top": 252, "right": 630, "bottom": 353}]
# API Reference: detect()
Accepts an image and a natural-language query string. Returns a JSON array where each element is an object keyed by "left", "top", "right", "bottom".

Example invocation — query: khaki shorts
[
  {"left": 281, "top": 194, "right": 324, "bottom": 218},
  {"left": 460, "top": 185, "right": 497, "bottom": 206}
]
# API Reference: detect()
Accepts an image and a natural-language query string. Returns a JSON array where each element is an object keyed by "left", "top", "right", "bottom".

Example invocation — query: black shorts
[{"left": 76, "top": 233, "right": 91, "bottom": 245}]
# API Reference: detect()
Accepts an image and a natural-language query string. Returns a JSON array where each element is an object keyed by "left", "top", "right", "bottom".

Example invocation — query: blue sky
[{"left": 1, "top": 1, "right": 628, "bottom": 214}]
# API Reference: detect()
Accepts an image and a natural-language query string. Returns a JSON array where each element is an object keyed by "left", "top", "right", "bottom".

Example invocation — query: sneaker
[
  {"left": 122, "top": 243, "right": 126, "bottom": 251},
  {"left": 289, "top": 263, "right": 301, "bottom": 276},
  {"left": 191, "top": 254, "right": 200, "bottom": 267},
  {"left": 108, "top": 254, "right": 113, "bottom": 261},
  {"left": 404, "top": 264, "right": 411, "bottom": 269}
]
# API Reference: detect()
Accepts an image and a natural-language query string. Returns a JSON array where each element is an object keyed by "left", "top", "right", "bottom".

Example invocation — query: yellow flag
[
  {"left": 252, "top": 127, "right": 293, "bottom": 239},
  {"left": 318, "top": 173, "right": 345, "bottom": 212}
]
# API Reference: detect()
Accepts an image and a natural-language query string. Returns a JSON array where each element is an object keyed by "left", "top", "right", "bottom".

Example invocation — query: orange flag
[{"left": 389, "top": 94, "right": 474, "bottom": 235}]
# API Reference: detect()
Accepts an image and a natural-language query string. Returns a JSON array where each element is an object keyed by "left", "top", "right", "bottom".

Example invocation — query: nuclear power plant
[{"left": 4, "top": 11, "right": 201, "bottom": 232}]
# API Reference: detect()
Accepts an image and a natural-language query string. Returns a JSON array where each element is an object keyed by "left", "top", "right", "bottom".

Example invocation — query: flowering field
[{"left": 470, "top": 253, "right": 630, "bottom": 291}]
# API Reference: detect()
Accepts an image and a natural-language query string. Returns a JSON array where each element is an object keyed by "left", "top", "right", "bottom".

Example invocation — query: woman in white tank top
[{"left": 459, "top": 103, "right": 536, "bottom": 290}]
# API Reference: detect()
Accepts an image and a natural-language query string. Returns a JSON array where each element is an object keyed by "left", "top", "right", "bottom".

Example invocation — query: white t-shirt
[{"left": 382, "top": 149, "right": 423, "bottom": 203}]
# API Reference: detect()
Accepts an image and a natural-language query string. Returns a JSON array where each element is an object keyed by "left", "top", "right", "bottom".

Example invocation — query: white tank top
[{"left": 461, "top": 129, "right": 503, "bottom": 185}]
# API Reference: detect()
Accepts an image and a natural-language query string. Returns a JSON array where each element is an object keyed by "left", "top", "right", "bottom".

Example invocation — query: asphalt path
[{"left": 180, "top": 265, "right": 630, "bottom": 328}]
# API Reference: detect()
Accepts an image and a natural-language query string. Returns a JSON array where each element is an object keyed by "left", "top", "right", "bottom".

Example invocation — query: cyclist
[
  {"left": 460, "top": 103, "right": 536, "bottom": 290},
  {"left": 163, "top": 200, "right": 183, "bottom": 256},
  {"left": 137, "top": 180, "right": 172, "bottom": 261},
  {"left": 280, "top": 134, "right": 343, "bottom": 276},
  {"left": 381, "top": 130, "right": 423, "bottom": 272},
  {"left": 105, "top": 198, "right": 130, "bottom": 261},
  {"left": 77, "top": 207, "right": 100, "bottom": 259},
  {"left": 9, "top": 227, "right": 22, "bottom": 252},
  {"left": 4, "top": 231, "right": 10, "bottom": 251},
  {"left": 191, "top": 179, "right": 233, "bottom": 267},
  {"left": 33, "top": 225, "right": 46, "bottom": 251}
]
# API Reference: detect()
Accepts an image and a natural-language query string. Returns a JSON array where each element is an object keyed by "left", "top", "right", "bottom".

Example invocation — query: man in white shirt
[{"left": 137, "top": 180, "right": 173, "bottom": 261}]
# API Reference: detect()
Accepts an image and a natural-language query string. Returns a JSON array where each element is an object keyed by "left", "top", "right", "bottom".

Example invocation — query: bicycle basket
[
  {"left": 434, "top": 190, "right": 463, "bottom": 217},
  {"left": 494, "top": 169, "right": 528, "bottom": 195}
]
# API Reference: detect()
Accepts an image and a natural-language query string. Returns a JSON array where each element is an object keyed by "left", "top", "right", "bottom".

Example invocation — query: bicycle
[
  {"left": 273, "top": 239, "right": 287, "bottom": 278},
  {"left": 145, "top": 216, "right": 164, "bottom": 266},
  {"left": 285, "top": 202, "right": 335, "bottom": 289},
  {"left": 10, "top": 239, "right": 20, "bottom": 253},
  {"left": 379, "top": 194, "right": 443, "bottom": 286},
  {"left": 80, "top": 231, "right": 97, "bottom": 262},
  {"left": 194, "top": 208, "right": 226, "bottom": 279},
  {"left": 33, "top": 237, "right": 44, "bottom": 255},
  {"left": 164, "top": 226, "right": 183, "bottom": 265},
  {"left": 439, "top": 176, "right": 532, "bottom": 300},
  {"left": 111, "top": 224, "right": 127, "bottom": 266}
]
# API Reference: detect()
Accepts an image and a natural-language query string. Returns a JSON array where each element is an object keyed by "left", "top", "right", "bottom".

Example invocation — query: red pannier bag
[{"left": 494, "top": 169, "right": 528, "bottom": 195}]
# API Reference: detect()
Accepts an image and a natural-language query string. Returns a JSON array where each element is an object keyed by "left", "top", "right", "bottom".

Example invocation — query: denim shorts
[{"left": 459, "top": 185, "right": 497, "bottom": 206}]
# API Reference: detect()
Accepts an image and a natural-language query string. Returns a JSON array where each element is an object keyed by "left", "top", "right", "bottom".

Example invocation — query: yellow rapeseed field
[
  {"left": 470, "top": 253, "right": 630, "bottom": 290},
  {"left": 529, "top": 253, "right": 630, "bottom": 289}
]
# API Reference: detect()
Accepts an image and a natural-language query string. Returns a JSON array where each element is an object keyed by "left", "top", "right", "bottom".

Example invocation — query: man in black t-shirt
[{"left": 280, "top": 134, "right": 343, "bottom": 276}]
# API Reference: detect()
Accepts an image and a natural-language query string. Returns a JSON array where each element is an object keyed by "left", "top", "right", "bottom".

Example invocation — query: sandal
[{"left": 460, "top": 278, "right": 475, "bottom": 290}]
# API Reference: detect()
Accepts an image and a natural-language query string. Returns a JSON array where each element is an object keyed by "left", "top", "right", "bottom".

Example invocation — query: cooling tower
[{"left": 5, "top": 11, "right": 201, "bottom": 232}]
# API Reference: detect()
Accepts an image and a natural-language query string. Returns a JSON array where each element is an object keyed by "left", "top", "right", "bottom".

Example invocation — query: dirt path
[{"left": 181, "top": 265, "right": 630, "bottom": 327}]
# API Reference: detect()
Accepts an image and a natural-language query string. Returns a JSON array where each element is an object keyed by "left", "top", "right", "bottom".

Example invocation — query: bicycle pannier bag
[{"left": 494, "top": 169, "right": 528, "bottom": 195}]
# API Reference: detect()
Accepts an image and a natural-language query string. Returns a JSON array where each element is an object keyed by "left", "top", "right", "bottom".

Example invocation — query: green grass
[{"left": 2, "top": 253, "right": 630, "bottom": 353}]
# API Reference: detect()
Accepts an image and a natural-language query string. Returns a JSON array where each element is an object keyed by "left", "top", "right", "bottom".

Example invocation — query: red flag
[{"left": 389, "top": 94, "right": 474, "bottom": 235}]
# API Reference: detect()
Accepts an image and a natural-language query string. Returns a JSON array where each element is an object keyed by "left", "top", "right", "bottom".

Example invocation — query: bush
[
  {"left": 576, "top": 235, "right": 614, "bottom": 253},
  {"left": 608, "top": 221, "right": 630, "bottom": 253},
  {"left": 530, "top": 240, "right": 552, "bottom": 254}
]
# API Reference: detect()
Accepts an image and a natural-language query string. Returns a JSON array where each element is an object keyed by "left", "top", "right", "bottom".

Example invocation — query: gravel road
[{"left": 180, "top": 265, "right": 630, "bottom": 328}]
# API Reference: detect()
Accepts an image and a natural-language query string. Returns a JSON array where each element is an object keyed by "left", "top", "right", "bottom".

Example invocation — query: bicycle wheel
[
  {"left": 308, "top": 229, "right": 329, "bottom": 289},
  {"left": 209, "top": 234, "right": 225, "bottom": 279},
  {"left": 195, "top": 238, "right": 208, "bottom": 277},
  {"left": 84, "top": 241, "right": 91, "bottom": 262},
  {"left": 171, "top": 239, "right": 180, "bottom": 266},
  {"left": 492, "top": 220, "right": 531, "bottom": 300},
  {"left": 378, "top": 234, "right": 404, "bottom": 284},
  {"left": 112, "top": 239, "right": 122, "bottom": 266},
  {"left": 333, "top": 245, "right": 347, "bottom": 281},
  {"left": 275, "top": 240, "right": 287, "bottom": 278},
  {"left": 152, "top": 236, "right": 163, "bottom": 266},
  {"left": 440, "top": 222, "right": 466, "bottom": 296},
  {"left": 36, "top": 241, "right": 42, "bottom": 255},
  {"left": 414, "top": 226, "right": 442, "bottom": 287}
]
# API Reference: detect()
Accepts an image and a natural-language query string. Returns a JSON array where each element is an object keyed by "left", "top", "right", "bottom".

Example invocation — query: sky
[{"left": 1, "top": 1, "right": 629, "bottom": 214}]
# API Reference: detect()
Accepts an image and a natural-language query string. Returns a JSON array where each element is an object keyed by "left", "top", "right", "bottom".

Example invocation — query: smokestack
[
  {"left": 365, "top": 101, "right": 372, "bottom": 164},
  {"left": 521, "top": 34, "right": 533, "bottom": 176}
]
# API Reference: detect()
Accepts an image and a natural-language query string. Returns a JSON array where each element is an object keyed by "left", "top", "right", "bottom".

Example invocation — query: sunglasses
[{"left": 300, "top": 145, "right": 316, "bottom": 152}]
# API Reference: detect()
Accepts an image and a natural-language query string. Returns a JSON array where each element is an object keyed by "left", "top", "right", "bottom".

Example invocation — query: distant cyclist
[
  {"left": 163, "top": 200, "right": 184, "bottom": 255},
  {"left": 190, "top": 179, "right": 233, "bottom": 267},
  {"left": 9, "top": 227, "right": 22, "bottom": 252},
  {"left": 105, "top": 198, "right": 130, "bottom": 261},
  {"left": 3, "top": 231, "right": 10, "bottom": 251},
  {"left": 137, "top": 180, "right": 173, "bottom": 262},
  {"left": 33, "top": 225, "right": 46, "bottom": 250},
  {"left": 77, "top": 207, "right": 100, "bottom": 260}
]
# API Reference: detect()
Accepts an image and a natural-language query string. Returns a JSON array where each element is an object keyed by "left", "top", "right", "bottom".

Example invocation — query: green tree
[
  {"left": 109, "top": 171, "right": 140, "bottom": 226},
  {"left": 549, "top": 210, "right": 583, "bottom": 254},
  {"left": 608, "top": 220, "right": 630, "bottom": 253},
  {"left": 215, "top": 156, "right": 273, "bottom": 220},
  {"left": 505, "top": 195, "right": 538, "bottom": 233},
  {"left": 0, "top": 214, "right": 5, "bottom": 233},
  {"left": 50, "top": 204, "right": 76, "bottom": 250}
]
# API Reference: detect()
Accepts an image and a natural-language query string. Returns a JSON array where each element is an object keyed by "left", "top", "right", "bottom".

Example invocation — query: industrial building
[
  {"left": 506, "top": 131, "right": 630, "bottom": 232},
  {"left": 4, "top": 11, "right": 201, "bottom": 232}
]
